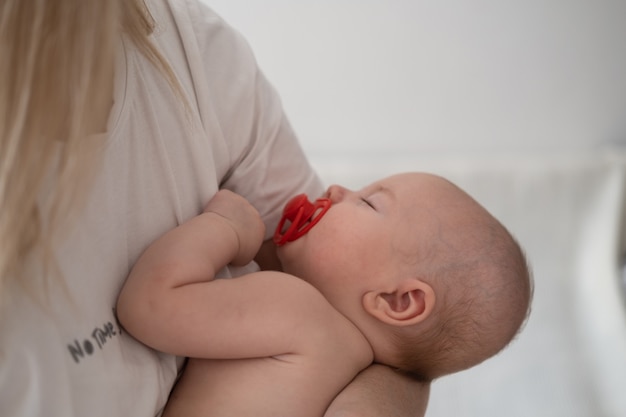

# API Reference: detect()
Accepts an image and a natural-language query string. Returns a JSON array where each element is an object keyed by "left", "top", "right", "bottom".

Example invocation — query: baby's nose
[{"left": 326, "top": 185, "right": 350, "bottom": 203}]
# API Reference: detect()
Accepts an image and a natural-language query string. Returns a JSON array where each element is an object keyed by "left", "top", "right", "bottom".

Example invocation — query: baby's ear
[{"left": 362, "top": 279, "right": 435, "bottom": 327}]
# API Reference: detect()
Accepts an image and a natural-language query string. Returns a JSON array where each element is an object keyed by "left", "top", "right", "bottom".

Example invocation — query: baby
[{"left": 117, "top": 172, "right": 532, "bottom": 417}]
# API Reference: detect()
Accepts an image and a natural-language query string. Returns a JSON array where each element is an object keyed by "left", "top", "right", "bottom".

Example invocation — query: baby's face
[{"left": 277, "top": 172, "right": 469, "bottom": 310}]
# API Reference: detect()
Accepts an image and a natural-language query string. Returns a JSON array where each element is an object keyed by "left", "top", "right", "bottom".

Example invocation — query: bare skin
[
  {"left": 117, "top": 191, "right": 374, "bottom": 417},
  {"left": 118, "top": 173, "right": 528, "bottom": 416}
]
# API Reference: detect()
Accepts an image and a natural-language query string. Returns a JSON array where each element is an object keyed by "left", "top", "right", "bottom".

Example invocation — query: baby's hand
[{"left": 203, "top": 190, "right": 266, "bottom": 266}]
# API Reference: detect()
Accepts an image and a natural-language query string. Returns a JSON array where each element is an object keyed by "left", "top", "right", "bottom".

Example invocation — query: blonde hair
[{"left": 0, "top": 0, "right": 182, "bottom": 299}]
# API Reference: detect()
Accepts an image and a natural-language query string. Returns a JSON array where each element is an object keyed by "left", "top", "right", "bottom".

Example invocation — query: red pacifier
[{"left": 273, "top": 194, "right": 332, "bottom": 246}]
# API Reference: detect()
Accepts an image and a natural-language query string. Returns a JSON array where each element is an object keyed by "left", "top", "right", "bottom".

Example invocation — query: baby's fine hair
[{"left": 391, "top": 193, "right": 532, "bottom": 381}]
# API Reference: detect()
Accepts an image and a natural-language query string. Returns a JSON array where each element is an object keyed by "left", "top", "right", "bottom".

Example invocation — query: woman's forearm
[{"left": 325, "top": 364, "right": 430, "bottom": 417}]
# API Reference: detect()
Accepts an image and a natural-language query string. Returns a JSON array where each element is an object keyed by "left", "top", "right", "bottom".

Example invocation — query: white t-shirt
[{"left": 0, "top": 1, "right": 323, "bottom": 416}]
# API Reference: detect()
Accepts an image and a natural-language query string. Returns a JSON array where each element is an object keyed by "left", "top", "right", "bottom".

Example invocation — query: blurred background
[{"left": 204, "top": 1, "right": 626, "bottom": 416}]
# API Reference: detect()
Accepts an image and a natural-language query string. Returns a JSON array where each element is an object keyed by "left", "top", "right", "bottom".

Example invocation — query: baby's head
[{"left": 277, "top": 172, "right": 532, "bottom": 381}]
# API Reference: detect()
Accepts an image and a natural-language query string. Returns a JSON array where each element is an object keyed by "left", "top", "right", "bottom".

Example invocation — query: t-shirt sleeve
[
  {"left": 182, "top": 0, "right": 324, "bottom": 239},
  {"left": 221, "top": 70, "right": 324, "bottom": 238}
]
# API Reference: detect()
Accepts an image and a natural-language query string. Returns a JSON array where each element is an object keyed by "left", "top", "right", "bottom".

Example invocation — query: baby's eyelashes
[{"left": 360, "top": 197, "right": 376, "bottom": 210}]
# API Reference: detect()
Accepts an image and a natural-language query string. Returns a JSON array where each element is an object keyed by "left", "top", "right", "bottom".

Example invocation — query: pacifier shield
[{"left": 273, "top": 194, "right": 331, "bottom": 246}]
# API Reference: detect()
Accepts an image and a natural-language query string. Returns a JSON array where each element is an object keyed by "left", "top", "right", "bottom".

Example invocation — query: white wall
[
  {"left": 202, "top": 2, "right": 626, "bottom": 416},
  {"left": 206, "top": 0, "right": 625, "bottom": 169}
]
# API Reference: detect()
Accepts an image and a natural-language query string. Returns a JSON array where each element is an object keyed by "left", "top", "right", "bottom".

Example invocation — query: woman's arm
[{"left": 325, "top": 365, "right": 430, "bottom": 417}]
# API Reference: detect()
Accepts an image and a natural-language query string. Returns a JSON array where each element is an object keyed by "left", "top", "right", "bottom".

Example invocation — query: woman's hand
[{"left": 324, "top": 364, "right": 430, "bottom": 417}]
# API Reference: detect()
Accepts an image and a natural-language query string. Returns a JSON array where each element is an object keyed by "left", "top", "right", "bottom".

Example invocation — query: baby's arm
[
  {"left": 126, "top": 189, "right": 265, "bottom": 286},
  {"left": 116, "top": 190, "right": 337, "bottom": 360},
  {"left": 116, "top": 190, "right": 265, "bottom": 353}
]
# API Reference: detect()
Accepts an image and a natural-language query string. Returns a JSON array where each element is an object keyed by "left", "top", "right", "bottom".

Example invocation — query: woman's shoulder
[
  {"left": 147, "top": 0, "right": 258, "bottom": 109},
  {"left": 154, "top": 0, "right": 253, "bottom": 57}
]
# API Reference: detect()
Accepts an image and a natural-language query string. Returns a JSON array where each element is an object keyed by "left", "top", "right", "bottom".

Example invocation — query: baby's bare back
[
  {"left": 163, "top": 349, "right": 367, "bottom": 417},
  {"left": 155, "top": 272, "right": 374, "bottom": 416}
]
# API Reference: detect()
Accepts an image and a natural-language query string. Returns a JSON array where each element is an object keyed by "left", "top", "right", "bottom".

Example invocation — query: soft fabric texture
[{"left": 0, "top": 1, "right": 322, "bottom": 416}]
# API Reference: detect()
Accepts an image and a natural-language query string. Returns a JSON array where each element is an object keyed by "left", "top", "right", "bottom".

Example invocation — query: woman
[{"left": 0, "top": 1, "right": 429, "bottom": 416}]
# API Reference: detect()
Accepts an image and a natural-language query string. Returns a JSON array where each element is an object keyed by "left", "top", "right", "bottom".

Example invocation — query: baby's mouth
[{"left": 273, "top": 194, "right": 332, "bottom": 246}]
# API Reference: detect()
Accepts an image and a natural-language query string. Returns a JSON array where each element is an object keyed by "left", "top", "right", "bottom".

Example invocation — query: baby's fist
[{"left": 204, "top": 190, "right": 265, "bottom": 265}]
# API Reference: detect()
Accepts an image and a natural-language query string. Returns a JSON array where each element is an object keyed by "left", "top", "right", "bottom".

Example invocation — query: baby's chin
[{"left": 275, "top": 239, "right": 307, "bottom": 273}]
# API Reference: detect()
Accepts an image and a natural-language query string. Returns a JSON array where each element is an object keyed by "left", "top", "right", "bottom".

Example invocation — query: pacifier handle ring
[
  {"left": 273, "top": 196, "right": 331, "bottom": 246},
  {"left": 274, "top": 207, "right": 305, "bottom": 246},
  {"left": 293, "top": 199, "right": 331, "bottom": 237}
]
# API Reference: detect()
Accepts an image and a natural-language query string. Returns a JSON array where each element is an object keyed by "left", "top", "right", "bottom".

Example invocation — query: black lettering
[
  {"left": 68, "top": 318, "right": 123, "bottom": 364},
  {"left": 68, "top": 340, "right": 84, "bottom": 363},
  {"left": 83, "top": 339, "right": 94, "bottom": 355},
  {"left": 91, "top": 322, "right": 117, "bottom": 349}
]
